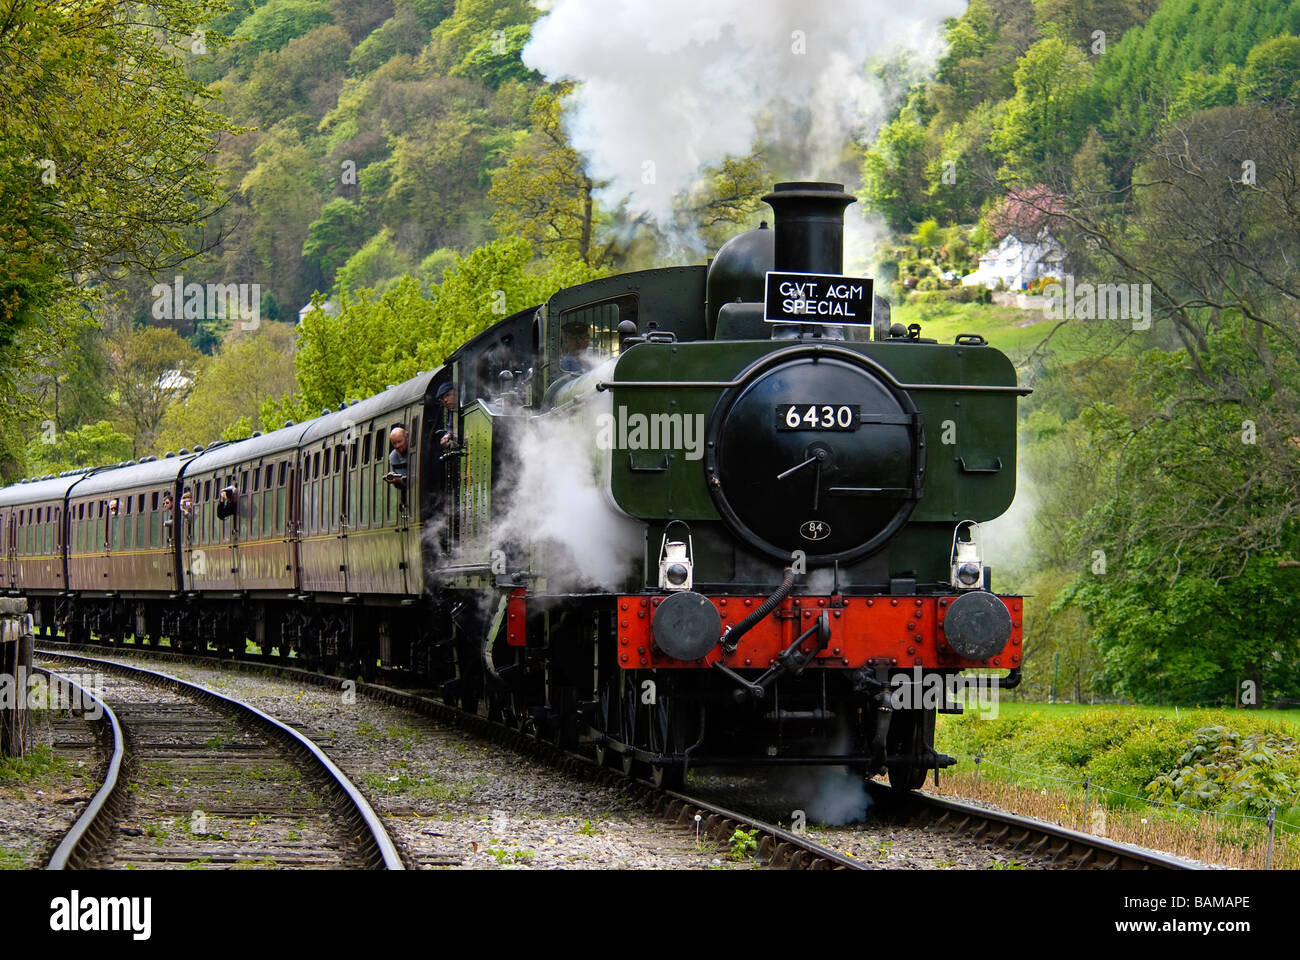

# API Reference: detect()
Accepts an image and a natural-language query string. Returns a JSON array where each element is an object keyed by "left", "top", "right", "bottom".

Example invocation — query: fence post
[
  {"left": 973, "top": 752, "right": 982, "bottom": 788},
  {"left": 0, "top": 598, "right": 34, "bottom": 758},
  {"left": 1266, "top": 807, "right": 1276, "bottom": 870},
  {"left": 1084, "top": 775, "right": 1091, "bottom": 810}
]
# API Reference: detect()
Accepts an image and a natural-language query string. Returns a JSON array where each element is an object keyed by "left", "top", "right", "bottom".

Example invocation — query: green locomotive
[{"left": 437, "top": 181, "right": 1030, "bottom": 789}]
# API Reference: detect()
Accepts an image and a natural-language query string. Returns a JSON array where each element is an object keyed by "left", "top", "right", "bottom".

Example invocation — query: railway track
[
  {"left": 39, "top": 643, "right": 863, "bottom": 870},
  {"left": 861, "top": 782, "right": 1199, "bottom": 870},
  {"left": 36, "top": 651, "right": 403, "bottom": 870},
  {"left": 38, "top": 642, "right": 1195, "bottom": 870}
]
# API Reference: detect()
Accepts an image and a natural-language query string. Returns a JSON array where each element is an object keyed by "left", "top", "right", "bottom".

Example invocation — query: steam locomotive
[{"left": 2, "top": 182, "right": 1028, "bottom": 790}]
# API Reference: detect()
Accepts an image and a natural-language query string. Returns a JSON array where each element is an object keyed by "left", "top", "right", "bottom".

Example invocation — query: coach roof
[
  {"left": 0, "top": 471, "right": 94, "bottom": 508},
  {"left": 72, "top": 455, "right": 192, "bottom": 499},
  {"left": 183, "top": 421, "right": 307, "bottom": 475},
  {"left": 298, "top": 369, "right": 440, "bottom": 447}
]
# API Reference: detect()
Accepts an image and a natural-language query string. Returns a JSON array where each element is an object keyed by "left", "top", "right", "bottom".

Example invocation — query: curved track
[
  {"left": 37, "top": 651, "right": 403, "bottom": 870},
  {"left": 39, "top": 642, "right": 1195, "bottom": 870}
]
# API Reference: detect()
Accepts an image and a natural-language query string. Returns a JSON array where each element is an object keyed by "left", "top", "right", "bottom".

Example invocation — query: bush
[
  {"left": 939, "top": 706, "right": 1300, "bottom": 811},
  {"left": 1146, "top": 725, "right": 1300, "bottom": 816}
]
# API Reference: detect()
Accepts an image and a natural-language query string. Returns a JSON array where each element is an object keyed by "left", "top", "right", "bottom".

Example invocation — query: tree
[
  {"left": 425, "top": 0, "right": 537, "bottom": 76},
  {"left": 1048, "top": 103, "right": 1300, "bottom": 704},
  {"left": 238, "top": 127, "right": 328, "bottom": 309},
  {"left": 991, "top": 37, "right": 1096, "bottom": 182},
  {"left": 489, "top": 88, "right": 604, "bottom": 265},
  {"left": 156, "top": 323, "right": 299, "bottom": 452},
  {"left": 231, "top": 0, "right": 334, "bottom": 58},
  {"left": 1238, "top": 34, "right": 1300, "bottom": 106},
  {"left": 24, "top": 421, "right": 132, "bottom": 477},
  {"left": 302, "top": 199, "right": 370, "bottom": 282},
  {"left": 0, "top": 0, "right": 236, "bottom": 348},
  {"left": 982, "top": 184, "right": 1067, "bottom": 240},
  {"left": 262, "top": 237, "right": 606, "bottom": 428},
  {"left": 334, "top": 229, "right": 418, "bottom": 293},
  {"left": 107, "top": 327, "right": 206, "bottom": 457},
  {"left": 860, "top": 93, "right": 932, "bottom": 231},
  {"left": 238, "top": 25, "right": 353, "bottom": 129}
]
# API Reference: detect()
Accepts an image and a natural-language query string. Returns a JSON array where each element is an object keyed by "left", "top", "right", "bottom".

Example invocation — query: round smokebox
[
  {"left": 943, "top": 591, "right": 1013, "bottom": 661},
  {"left": 652, "top": 592, "right": 722, "bottom": 662}
]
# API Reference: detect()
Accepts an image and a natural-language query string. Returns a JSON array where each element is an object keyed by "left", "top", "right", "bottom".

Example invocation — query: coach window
[
  {"left": 253, "top": 468, "right": 260, "bottom": 492},
  {"left": 123, "top": 496, "right": 133, "bottom": 550}
]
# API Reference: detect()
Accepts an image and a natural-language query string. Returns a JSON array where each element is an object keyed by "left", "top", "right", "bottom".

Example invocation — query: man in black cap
[{"left": 436, "top": 381, "right": 458, "bottom": 451}]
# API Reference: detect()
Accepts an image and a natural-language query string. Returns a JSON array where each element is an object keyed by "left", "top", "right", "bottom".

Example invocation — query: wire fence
[{"left": 938, "top": 749, "right": 1299, "bottom": 869}]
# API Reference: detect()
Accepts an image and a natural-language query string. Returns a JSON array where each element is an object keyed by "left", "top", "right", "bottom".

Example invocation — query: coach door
[
  {"left": 334, "top": 439, "right": 350, "bottom": 594},
  {"left": 2, "top": 509, "right": 12, "bottom": 588}
]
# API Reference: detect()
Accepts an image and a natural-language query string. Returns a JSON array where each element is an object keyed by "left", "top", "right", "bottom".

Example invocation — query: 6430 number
[{"left": 776, "top": 404, "right": 859, "bottom": 431}]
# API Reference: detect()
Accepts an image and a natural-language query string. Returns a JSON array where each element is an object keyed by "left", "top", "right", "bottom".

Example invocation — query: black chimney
[{"left": 761, "top": 181, "right": 856, "bottom": 275}]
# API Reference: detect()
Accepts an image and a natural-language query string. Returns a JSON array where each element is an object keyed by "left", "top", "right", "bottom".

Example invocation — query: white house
[
  {"left": 961, "top": 229, "right": 1066, "bottom": 290},
  {"left": 298, "top": 299, "right": 340, "bottom": 323}
]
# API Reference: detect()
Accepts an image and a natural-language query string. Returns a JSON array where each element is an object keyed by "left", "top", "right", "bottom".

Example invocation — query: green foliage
[
  {"left": 860, "top": 93, "right": 930, "bottom": 231},
  {"left": 454, "top": 22, "right": 538, "bottom": 87},
  {"left": 1093, "top": 0, "right": 1300, "bottom": 167},
  {"left": 0, "top": 0, "right": 236, "bottom": 367},
  {"left": 1060, "top": 328, "right": 1300, "bottom": 705},
  {"left": 24, "top": 421, "right": 132, "bottom": 476},
  {"left": 334, "top": 229, "right": 417, "bottom": 293},
  {"left": 232, "top": 0, "right": 334, "bottom": 57},
  {"left": 302, "top": 199, "right": 370, "bottom": 281},
  {"left": 938, "top": 705, "right": 1300, "bottom": 805},
  {"left": 419, "top": 249, "right": 461, "bottom": 290},
  {"left": 1146, "top": 726, "right": 1300, "bottom": 816},
  {"left": 426, "top": 0, "right": 537, "bottom": 76},
  {"left": 263, "top": 237, "right": 603, "bottom": 431},
  {"left": 990, "top": 37, "right": 1095, "bottom": 181},
  {"left": 1238, "top": 34, "right": 1300, "bottom": 105},
  {"left": 156, "top": 323, "right": 298, "bottom": 453},
  {"left": 107, "top": 326, "right": 206, "bottom": 458},
  {"left": 727, "top": 828, "right": 758, "bottom": 862},
  {"left": 0, "top": 745, "right": 68, "bottom": 784}
]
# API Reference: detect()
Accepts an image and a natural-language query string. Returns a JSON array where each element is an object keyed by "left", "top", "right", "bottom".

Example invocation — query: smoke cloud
[
  {"left": 492, "top": 371, "right": 644, "bottom": 592},
  {"left": 523, "top": 0, "right": 962, "bottom": 226}
]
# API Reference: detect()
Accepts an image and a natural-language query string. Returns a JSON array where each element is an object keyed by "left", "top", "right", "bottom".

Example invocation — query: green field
[
  {"left": 890, "top": 300, "right": 1139, "bottom": 366},
  {"left": 936, "top": 701, "right": 1300, "bottom": 814}
]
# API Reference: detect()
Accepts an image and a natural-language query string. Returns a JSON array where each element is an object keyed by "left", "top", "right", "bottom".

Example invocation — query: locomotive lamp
[
  {"left": 658, "top": 522, "right": 694, "bottom": 592},
  {"left": 950, "top": 520, "right": 984, "bottom": 591}
]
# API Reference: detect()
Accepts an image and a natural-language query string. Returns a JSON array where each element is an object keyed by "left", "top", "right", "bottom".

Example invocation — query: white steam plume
[
  {"left": 492, "top": 377, "right": 644, "bottom": 592},
  {"left": 523, "top": 0, "right": 962, "bottom": 226}
]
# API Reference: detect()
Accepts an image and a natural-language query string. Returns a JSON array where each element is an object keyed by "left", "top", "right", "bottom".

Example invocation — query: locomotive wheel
[
  {"left": 593, "top": 695, "right": 610, "bottom": 766},
  {"left": 650, "top": 762, "right": 683, "bottom": 790},
  {"left": 886, "top": 710, "right": 934, "bottom": 791},
  {"left": 619, "top": 675, "right": 639, "bottom": 776},
  {"left": 646, "top": 693, "right": 684, "bottom": 789}
]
